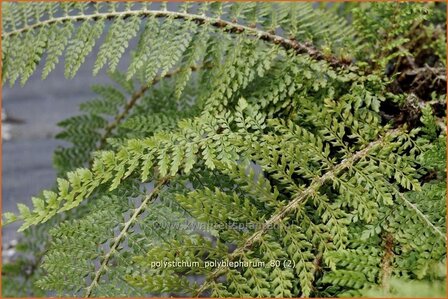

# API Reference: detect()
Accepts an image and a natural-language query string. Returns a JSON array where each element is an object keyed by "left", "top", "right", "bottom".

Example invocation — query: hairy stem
[
  {"left": 97, "top": 83, "right": 150, "bottom": 150},
  {"left": 307, "top": 251, "right": 323, "bottom": 297},
  {"left": 84, "top": 177, "right": 169, "bottom": 297},
  {"left": 380, "top": 233, "right": 394, "bottom": 292},
  {"left": 3, "top": 9, "right": 349, "bottom": 68},
  {"left": 394, "top": 189, "right": 446, "bottom": 240},
  {"left": 97, "top": 65, "right": 203, "bottom": 150}
]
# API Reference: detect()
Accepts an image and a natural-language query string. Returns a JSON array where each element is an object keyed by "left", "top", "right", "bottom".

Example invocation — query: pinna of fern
[{"left": 2, "top": 1, "right": 446, "bottom": 298}]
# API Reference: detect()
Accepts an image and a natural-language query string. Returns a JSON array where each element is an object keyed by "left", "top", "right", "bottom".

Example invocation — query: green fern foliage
[
  {"left": 2, "top": 1, "right": 446, "bottom": 298},
  {"left": 2, "top": 1, "right": 361, "bottom": 86}
]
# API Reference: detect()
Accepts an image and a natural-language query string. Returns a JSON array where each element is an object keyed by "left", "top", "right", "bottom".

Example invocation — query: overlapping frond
[
  {"left": 2, "top": 1, "right": 358, "bottom": 86},
  {"left": 2, "top": 2, "right": 446, "bottom": 298}
]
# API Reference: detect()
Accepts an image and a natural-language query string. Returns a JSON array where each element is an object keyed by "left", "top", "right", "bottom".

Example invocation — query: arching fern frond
[{"left": 2, "top": 1, "right": 357, "bottom": 86}]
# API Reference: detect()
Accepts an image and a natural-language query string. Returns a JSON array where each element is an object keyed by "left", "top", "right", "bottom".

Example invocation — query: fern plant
[{"left": 2, "top": 2, "right": 446, "bottom": 298}]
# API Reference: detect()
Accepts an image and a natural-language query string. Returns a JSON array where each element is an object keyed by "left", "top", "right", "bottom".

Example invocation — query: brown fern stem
[
  {"left": 307, "top": 251, "right": 323, "bottom": 297},
  {"left": 97, "top": 83, "right": 149, "bottom": 150},
  {"left": 380, "top": 232, "right": 394, "bottom": 292},
  {"left": 96, "top": 65, "right": 203, "bottom": 151},
  {"left": 3, "top": 10, "right": 349, "bottom": 68}
]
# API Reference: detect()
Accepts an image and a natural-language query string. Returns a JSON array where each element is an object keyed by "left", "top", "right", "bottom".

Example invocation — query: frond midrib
[
  {"left": 84, "top": 176, "right": 170, "bottom": 297},
  {"left": 2, "top": 8, "right": 349, "bottom": 68},
  {"left": 194, "top": 126, "right": 406, "bottom": 296}
]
